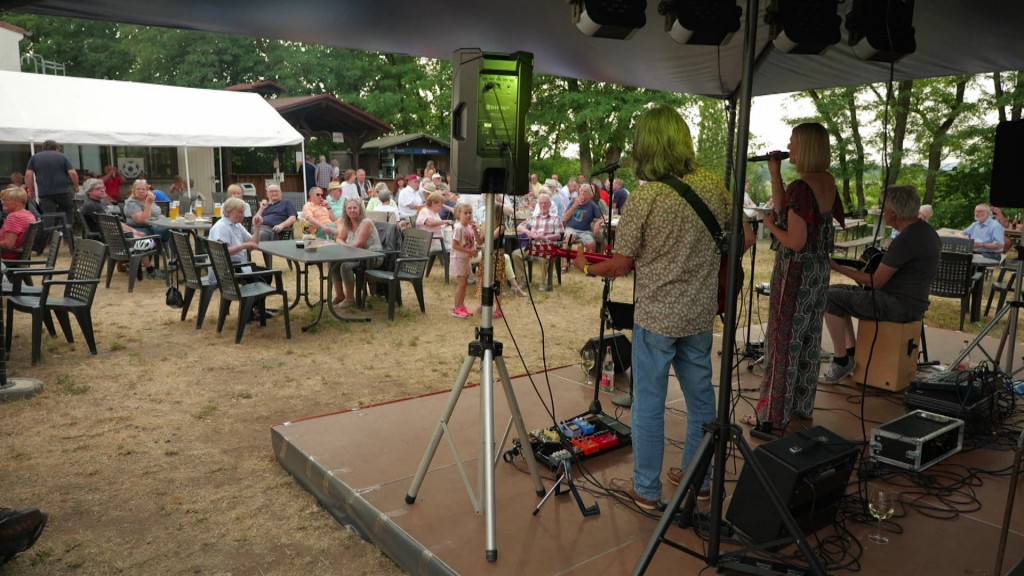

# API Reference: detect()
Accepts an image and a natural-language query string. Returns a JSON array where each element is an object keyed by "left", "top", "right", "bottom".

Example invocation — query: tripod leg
[
  {"left": 533, "top": 462, "right": 568, "bottom": 516},
  {"left": 493, "top": 356, "right": 546, "bottom": 496},
  {"left": 406, "top": 354, "right": 478, "bottom": 507}
]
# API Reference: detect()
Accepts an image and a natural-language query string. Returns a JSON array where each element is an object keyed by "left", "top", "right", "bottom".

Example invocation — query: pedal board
[{"left": 526, "top": 411, "right": 631, "bottom": 469}]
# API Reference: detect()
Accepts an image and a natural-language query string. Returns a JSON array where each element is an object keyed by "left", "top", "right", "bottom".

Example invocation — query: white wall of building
[{"left": 0, "top": 26, "right": 25, "bottom": 72}]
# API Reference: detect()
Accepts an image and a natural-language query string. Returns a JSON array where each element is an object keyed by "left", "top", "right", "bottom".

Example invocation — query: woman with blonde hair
[
  {"left": 332, "top": 198, "right": 383, "bottom": 308},
  {"left": 745, "top": 122, "right": 842, "bottom": 431}
]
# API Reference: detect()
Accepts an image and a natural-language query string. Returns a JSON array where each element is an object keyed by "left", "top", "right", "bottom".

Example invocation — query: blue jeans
[{"left": 631, "top": 324, "right": 716, "bottom": 501}]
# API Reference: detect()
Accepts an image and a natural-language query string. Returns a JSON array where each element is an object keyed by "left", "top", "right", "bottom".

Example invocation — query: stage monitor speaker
[
  {"left": 991, "top": 119, "right": 1024, "bottom": 208},
  {"left": 726, "top": 426, "right": 858, "bottom": 545},
  {"left": 450, "top": 49, "right": 533, "bottom": 197},
  {"left": 582, "top": 334, "right": 631, "bottom": 376}
]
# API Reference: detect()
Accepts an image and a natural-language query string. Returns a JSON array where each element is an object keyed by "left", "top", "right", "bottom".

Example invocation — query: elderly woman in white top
[{"left": 332, "top": 199, "right": 384, "bottom": 308}]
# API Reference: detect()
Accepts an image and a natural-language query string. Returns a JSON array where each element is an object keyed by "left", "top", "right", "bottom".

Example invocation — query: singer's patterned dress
[{"left": 756, "top": 181, "right": 836, "bottom": 427}]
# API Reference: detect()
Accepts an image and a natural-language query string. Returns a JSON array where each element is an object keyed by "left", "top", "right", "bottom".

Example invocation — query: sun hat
[{"left": 327, "top": 181, "right": 343, "bottom": 190}]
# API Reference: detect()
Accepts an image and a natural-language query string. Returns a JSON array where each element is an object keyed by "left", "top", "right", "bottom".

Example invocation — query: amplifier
[
  {"left": 727, "top": 426, "right": 858, "bottom": 545},
  {"left": 871, "top": 410, "right": 963, "bottom": 472}
]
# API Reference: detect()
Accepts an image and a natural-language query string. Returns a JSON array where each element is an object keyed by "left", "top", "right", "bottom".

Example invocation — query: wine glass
[
  {"left": 580, "top": 347, "right": 596, "bottom": 386},
  {"left": 867, "top": 489, "right": 896, "bottom": 544}
]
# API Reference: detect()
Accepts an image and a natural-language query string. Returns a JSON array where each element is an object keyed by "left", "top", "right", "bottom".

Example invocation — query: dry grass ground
[{"left": 0, "top": 238, "right": 1015, "bottom": 575}]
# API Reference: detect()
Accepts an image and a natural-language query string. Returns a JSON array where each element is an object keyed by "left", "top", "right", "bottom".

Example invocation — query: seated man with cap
[
  {"left": 820, "top": 185, "right": 941, "bottom": 383},
  {"left": 398, "top": 174, "right": 423, "bottom": 221}
]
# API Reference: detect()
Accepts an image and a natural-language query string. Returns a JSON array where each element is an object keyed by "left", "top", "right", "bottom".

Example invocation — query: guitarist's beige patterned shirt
[{"left": 614, "top": 169, "right": 731, "bottom": 338}]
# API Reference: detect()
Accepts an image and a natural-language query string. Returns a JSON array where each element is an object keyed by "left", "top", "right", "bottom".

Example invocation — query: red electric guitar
[{"left": 525, "top": 243, "right": 619, "bottom": 265}]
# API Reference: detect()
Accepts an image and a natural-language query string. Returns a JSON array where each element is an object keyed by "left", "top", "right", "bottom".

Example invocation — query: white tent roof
[{"left": 0, "top": 70, "right": 303, "bottom": 147}]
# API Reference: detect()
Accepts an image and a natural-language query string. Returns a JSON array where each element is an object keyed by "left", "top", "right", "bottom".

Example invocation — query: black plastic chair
[
  {"left": 5, "top": 239, "right": 107, "bottom": 365},
  {"left": 941, "top": 236, "right": 973, "bottom": 254},
  {"left": 2, "top": 231, "right": 62, "bottom": 296},
  {"left": 425, "top": 233, "right": 450, "bottom": 285},
  {"left": 40, "top": 212, "right": 75, "bottom": 254},
  {"left": 96, "top": 214, "right": 163, "bottom": 292},
  {"left": 203, "top": 238, "right": 291, "bottom": 343},
  {"left": 365, "top": 228, "right": 431, "bottom": 321},
  {"left": 170, "top": 231, "right": 217, "bottom": 329},
  {"left": 77, "top": 208, "right": 102, "bottom": 241},
  {"left": 929, "top": 251, "right": 978, "bottom": 331},
  {"left": 985, "top": 260, "right": 1018, "bottom": 316}
]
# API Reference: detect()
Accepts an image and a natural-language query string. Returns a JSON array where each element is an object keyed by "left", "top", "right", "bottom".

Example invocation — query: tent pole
[
  {"left": 301, "top": 140, "right": 308, "bottom": 200},
  {"left": 183, "top": 145, "right": 192, "bottom": 203}
]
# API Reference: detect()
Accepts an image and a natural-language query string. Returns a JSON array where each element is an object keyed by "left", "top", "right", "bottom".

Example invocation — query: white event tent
[{"left": 0, "top": 70, "right": 304, "bottom": 196}]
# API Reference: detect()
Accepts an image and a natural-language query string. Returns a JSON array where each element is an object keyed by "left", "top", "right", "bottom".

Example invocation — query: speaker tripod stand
[
  {"left": 949, "top": 245, "right": 1024, "bottom": 378},
  {"left": 405, "top": 196, "right": 546, "bottom": 562}
]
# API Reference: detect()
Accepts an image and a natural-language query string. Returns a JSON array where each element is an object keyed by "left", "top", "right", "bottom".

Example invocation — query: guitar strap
[{"left": 659, "top": 176, "right": 725, "bottom": 251}]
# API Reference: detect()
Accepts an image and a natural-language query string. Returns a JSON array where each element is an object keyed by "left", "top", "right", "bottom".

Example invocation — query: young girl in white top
[{"left": 450, "top": 203, "right": 478, "bottom": 318}]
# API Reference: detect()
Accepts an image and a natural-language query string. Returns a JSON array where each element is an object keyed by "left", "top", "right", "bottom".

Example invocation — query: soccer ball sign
[{"left": 118, "top": 158, "right": 145, "bottom": 179}]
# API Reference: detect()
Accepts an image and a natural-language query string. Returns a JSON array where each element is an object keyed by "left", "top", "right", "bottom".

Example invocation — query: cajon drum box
[{"left": 851, "top": 320, "right": 922, "bottom": 391}]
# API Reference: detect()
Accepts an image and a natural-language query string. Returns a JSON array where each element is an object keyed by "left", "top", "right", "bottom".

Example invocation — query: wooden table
[{"left": 257, "top": 240, "right": 383, "bottom": 332}]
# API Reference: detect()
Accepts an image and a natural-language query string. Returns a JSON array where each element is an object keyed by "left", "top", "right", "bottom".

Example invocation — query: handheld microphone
[
  {"left": 748, "top": 151, "right": 790, "bottom": 162},
  {"left": 589, "top": 161, "right": 621, "bottom": 179}
]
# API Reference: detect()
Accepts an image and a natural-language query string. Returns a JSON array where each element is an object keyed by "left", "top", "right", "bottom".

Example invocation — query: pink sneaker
[
  {"left": 493, "top": 309, "right": 504, "bottom": 319},
  {"left": 460, "top": 306, "right": 474, "bottom": 316},
  {"left": 452, "top": 307, "right": 471, "bottom": 318}
]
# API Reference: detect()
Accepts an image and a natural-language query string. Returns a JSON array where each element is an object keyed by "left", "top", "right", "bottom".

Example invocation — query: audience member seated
[
  {"left": 226, "top": 184, "right": 252, "bottom": 217},
  {"left": 416, "top": 192, "right": 451, "bottom": 251},
  {"left": 81, "top": 178, "right": 161, "bottom": 277},
  {"left": 302, "top": 187, "right": 338, "bottom": 239},
  {"left": 252, "top": 183, "right": 298, "bottom": 242},
  {"left": 168, "top": 174, "right": 189, "bottom": 202},
  {"left": 123, "top": 179, "right": 170, "bottom": 242},
  {"left": 365, "top": 183, "right": 389, "bottom": 212},
  {"left": 398, "top": 174, "right": 424, "bottom": 220},
  {"left": 511, "top": 192, "right": 564, "bottom": 285},
  {"left": 821, "top": 185, "right": 941, "bottom": 383},
  {"left": 325, "top": 181, "right": 346, "bottom": 218},
  {"left": 207, "top": 198, "right": 273, "bottom": 320},
  {"left": 0, "top": 187, "right": 37, "bottom": 260},
  {"left": 562, "top": 183, "right": 605, "bottom": 268},
  {"left": 963, "top": 203, "right": 1005, "bottom": 261},
  {"left": 332, "top": 199, "right": 384, "bottom": 308}
]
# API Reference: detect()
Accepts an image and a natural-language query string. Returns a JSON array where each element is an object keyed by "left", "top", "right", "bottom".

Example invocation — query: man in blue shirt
[
  {"left": 611, "top": 178, "right": 630, "bottom": 213},
  {"left": 562, "top": 183, "right": 605, "bottom": 257},
  {"left": 964, "top": 203, "right": 1005, "bottom": 260}
]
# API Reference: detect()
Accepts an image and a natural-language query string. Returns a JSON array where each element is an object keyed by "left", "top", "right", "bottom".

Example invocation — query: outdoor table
[
  {"left": 149, "top": 216, "right": 214, "bottom": 233},
  {"left": 971, "top": 253, "right": 999, "bottom": 323},
  {"left": 257, "top": 239, "right": 383, "bottom": 332}
]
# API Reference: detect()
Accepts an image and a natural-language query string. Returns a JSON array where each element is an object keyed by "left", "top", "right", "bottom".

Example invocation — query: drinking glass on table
[
  {"left": 169, "top": 201, "right": 180, "bottom": 220},
  {"left": 214, "top": 202, "right": 222, "bottom": 218}
]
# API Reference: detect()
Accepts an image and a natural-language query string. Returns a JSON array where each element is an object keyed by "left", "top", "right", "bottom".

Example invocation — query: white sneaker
[{"left": 821, "top": 360, "right": 856, "bottom": 384}]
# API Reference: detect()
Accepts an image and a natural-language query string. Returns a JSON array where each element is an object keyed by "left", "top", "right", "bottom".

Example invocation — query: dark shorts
[{"left": 824, "top": 284, "right": 921, "bottom": 323}]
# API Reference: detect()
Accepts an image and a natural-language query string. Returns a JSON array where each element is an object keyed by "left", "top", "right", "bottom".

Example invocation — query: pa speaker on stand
[{"left": 991, "top": 119, "right": 1024, "bottom": 209}]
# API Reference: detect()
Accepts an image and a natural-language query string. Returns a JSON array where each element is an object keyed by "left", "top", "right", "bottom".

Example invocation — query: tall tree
[
  {"left": 993, "top": 71, "right": 1024, "bottom": 123},
  {"left": 909, "top": 76, "right": 974, "bottom": 204}
]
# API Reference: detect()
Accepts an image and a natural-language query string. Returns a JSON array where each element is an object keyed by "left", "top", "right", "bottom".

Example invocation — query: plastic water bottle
[
  {"left": 600, "top": 346, "right": 615, "bottom": 393},
  {"left": 956, "top": 339, "right": 971, "bottom": 371}
]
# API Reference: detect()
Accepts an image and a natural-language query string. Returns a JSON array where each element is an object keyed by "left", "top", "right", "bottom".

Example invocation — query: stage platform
[{"left": 272, "top": 324, "right": 1024, "bottom": 575}]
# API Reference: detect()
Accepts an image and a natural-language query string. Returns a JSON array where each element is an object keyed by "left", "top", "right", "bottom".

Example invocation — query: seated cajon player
[{"left": 820, "top": 185, "right": 941, "bottom": 383}]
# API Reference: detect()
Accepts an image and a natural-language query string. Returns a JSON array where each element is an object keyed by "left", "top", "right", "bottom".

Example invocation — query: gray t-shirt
[
  {"left": 123, "top": 198, "right": 162, "bottom": 224},
  {"left": 880, "top": 219, "right": 941, "bottom": 317}
]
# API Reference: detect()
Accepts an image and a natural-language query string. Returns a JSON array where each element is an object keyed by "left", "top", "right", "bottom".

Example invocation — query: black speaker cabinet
[
  {"left": 991, "top": 119, "right": 1024, "bottom": 208},
  {"left": 582, "top": 334, "right": 631, "bottom": 376},
  {"left": 726, "top": 426, "right": 858, "bottom": 544}
]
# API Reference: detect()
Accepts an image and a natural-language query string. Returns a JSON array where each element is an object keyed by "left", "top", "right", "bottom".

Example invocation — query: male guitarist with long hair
[{"left": 572, "top": 105, "right": 731, "bottom": 510}]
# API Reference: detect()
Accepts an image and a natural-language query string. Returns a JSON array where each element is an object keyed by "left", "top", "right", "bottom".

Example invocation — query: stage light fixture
[
  {"left": 846, "top": 0, "right": 916, "bottom": 62},
  {"left": 570, "top": 0, "right": 648, "bottom": 40},
  {"left": 765, "top": 0, "right": 841, "bottom": 55},
  {"left": 660, "top": 0, "right": 741, "bottom": 46}
]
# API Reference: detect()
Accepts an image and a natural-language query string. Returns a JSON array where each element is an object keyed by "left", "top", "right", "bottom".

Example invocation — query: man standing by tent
[{"left": 25, "top": 140, "right": 78, "bottom": 231}]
